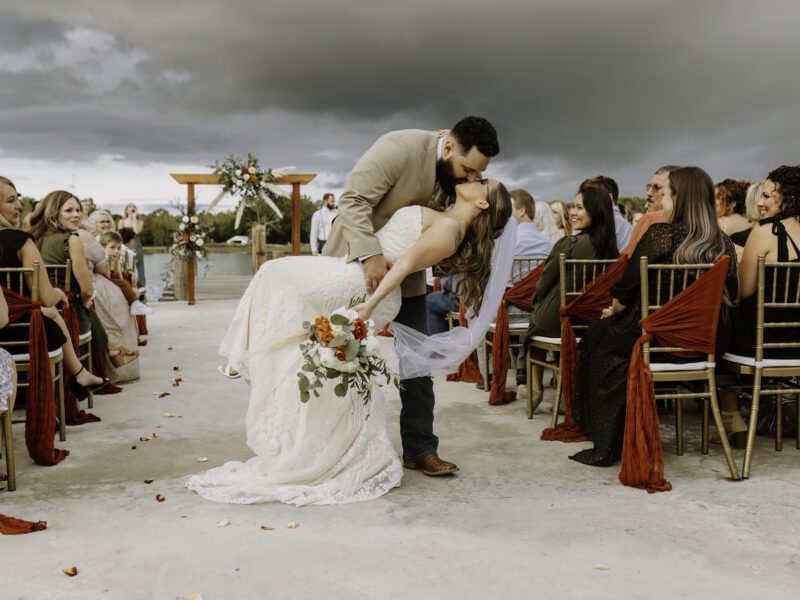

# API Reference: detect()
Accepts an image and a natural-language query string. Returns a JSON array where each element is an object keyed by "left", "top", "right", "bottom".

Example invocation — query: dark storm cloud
[{"left": 3, "top": 1, "right": 799, "bottom": 198}]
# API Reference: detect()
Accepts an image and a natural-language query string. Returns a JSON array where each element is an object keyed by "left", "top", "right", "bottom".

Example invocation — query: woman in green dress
[
  {"left": 27, "top": 190, "right": 132, "bottom": 375},
  {"left": 522, "top": 186, "right": 619, "bottom": 410}
]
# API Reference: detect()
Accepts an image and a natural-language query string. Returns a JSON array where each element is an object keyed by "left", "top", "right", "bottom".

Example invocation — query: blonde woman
[
  {"left": 533, "top": 200, "right": 563, "bottom": 244},
  {"left": 550, "top": 200, "right": 572, "bottom": 236},
  {"left": 118, "top": 203, "right": 146, "bottom": 294}
]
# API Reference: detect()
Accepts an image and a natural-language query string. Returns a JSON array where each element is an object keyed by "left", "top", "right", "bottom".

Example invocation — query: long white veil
[{"left": 391, "top": 217, "right": 518, "bottom": 379}]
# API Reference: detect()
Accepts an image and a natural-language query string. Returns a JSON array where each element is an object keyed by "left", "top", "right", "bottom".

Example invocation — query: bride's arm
[{"left": 356, "top": 219, "right": 461, "bottom": 320}]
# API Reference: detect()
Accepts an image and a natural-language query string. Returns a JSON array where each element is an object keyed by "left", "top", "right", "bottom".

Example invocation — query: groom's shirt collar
[{"left": 437, "top": 136, "right": 444, "bottom": 160}]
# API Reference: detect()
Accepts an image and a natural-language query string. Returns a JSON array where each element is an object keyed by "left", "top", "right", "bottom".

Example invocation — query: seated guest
[
  {"left": 0, "top": 177, "right": 106, "bottom": 395},
  {"left": 118, "top": 227, "right": 141, "bottom": 289},
  {"left": 578, "top": 175, "right": 632, "bottom": 252},
  {"left": 729, "top": 181, "right": 766, "bottom": 248},
  {"left": 717, "top": 165, "right": 800, "bottom": 444},
  {"left": 426, "top": 274, "right": 461, "bottom": 335},
  {"left": 624, "top": 165, "right": 681, "bottom": 256},
  {"left": 570, "top": 166, "right": 737, "bottom": 466},
  {"left": 27, "top": 190, "right": 132, "bottom": 374},
  {"left": 550, "top": 200, "right": 573, "bottom": 237},
  {"left": 510, "top": 189, "right": 552, "bottom": 281},
  {"left": 84, "top": 230, "right": 140, "bottom": 382},
  {"left": 87, "top": 213, "right": 151, "bottom": 315},
  {"left": 631, "top": 211, "right": 645, "bottom": 227},
  {"left": 716, "top": 179, "right": 751, "bottom": 236},
  {"left": 522, "top": 186, "right": 619, "bottom": 410},
  {"left": 533, "top": 200, "right": 563, "bottom": 245}
]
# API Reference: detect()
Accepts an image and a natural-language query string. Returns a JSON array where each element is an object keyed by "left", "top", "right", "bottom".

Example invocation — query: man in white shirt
[
  {"left": 310, "top": 193, "right": 338, "bottom": 255},
  {"left": 509, "top": 189, "right": 552, "bottom": 281}
]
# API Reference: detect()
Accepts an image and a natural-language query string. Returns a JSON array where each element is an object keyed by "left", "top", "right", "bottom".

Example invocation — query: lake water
[{"left": 143, "top": 251, "right": 253, "bottom": 300}]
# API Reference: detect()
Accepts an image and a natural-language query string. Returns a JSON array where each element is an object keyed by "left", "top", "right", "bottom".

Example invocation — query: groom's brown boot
[{"left": 403, "top": 452, "right": 459, "bottom": 476}]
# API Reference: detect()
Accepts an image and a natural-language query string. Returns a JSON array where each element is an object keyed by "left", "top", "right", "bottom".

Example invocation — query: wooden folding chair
[
  {"left": 718, "top": 256, "right": 800, "bottom": 478},
  {"left": 528, "top": 255, "right": 617, "bottom": 423},
  {"left": 638, "top": 257, "right": 739, "bottom": 480},
  {"left": 0, "top": 262, "right": 67, "bottom": 446},
  {"left": 482, "top": 256, "right": 548, "bottom": 396},
  {"left": 0, "top": 367, "right": 16, "bottom": 491},
  {"left": 46, "top": 260, "right": 94, "bottom": 409}
]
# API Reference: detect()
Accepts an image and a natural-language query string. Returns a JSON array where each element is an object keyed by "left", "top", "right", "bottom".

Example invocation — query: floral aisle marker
[
  {"left": 209, "top": 154, "right": 295, "bottom": 228},
  {"left": 162, "top": 205, "right": 210, "bottom": 293}
]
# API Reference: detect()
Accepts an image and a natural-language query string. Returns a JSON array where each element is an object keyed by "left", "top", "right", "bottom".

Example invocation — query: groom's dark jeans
[{"left": 394, "top": 293, "right": 438, "bottom": 460}]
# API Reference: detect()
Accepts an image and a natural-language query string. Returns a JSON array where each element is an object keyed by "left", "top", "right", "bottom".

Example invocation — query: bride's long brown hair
[{"left": 438, "top": 180, "right": 512, "bottom": 315}]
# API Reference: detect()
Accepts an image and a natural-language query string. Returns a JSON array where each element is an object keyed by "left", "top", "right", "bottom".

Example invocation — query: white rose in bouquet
[
  {"left": 190, "top": 235, "right": 197, "bottom": 242},
  {"left": 196, "top": 238, "right": 204, "bottom": 246},
  {"left": 190, "top": 216, "right": 199, "bottom": 224},
  {"left": 182, "top": 215, "right": 189, "bottom": 223},
  {"left": 319, "top": 347, "right": 338, "bottom": 369},
  {"left": 330, "top": 307, "right": 358, "bottom": 324},
  {"left": 338, "top": 360, "right": 359, "bottom": 374},
  {"left": 363, "top": 336, "right": 381, "bottom": 357}
]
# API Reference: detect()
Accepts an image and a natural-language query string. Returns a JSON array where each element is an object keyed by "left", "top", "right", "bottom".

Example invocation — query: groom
[{"left": 324, "top": 116, "right": 500, "bottom": 476}]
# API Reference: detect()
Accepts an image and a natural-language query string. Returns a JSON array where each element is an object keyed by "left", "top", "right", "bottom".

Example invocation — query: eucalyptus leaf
[
  {"left": 330, "top": 314, "right": 350, "bottom": 326},
  {"left": 334, "top": 382, "right": 348, "bottom": 397},
  {"left": 330, "top": 334, "right": 347, "bottom": 347},
  {"left": 345, "top": 338, "right": 361, "bottom": 361}
]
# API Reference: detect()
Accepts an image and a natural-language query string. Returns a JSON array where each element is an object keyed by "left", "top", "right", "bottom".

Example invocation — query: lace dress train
[{"left": 187, "top": 206, "right": 425, "bottom": 505}]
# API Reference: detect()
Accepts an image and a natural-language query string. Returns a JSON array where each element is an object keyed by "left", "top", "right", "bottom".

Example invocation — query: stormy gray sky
[{"left": 1, "top": 1, "right": 797, "bottom": 212}]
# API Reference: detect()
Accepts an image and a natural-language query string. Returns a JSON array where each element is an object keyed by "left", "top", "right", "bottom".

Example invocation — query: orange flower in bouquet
[
  {"left": 352, "top": 319, "right": 369, "bottom": 341},
  {"left": 314, "top": 316, "right": 333, "bottom": 341}
]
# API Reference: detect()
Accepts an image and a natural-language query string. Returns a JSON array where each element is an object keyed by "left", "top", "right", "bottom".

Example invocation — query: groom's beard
[{"left": 436, "top": 157, "right": 464, "bottom": 198}]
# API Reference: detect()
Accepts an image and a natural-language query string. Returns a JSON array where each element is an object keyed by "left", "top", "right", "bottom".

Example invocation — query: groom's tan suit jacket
[{"left": 323, "top": 129, "right": 439, "bottom": 297}]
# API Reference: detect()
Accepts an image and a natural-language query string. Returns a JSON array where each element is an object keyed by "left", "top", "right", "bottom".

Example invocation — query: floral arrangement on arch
[
  {"left": 209, "top": 154, "right": 295, "bottom": 228},
  {"left": 298, "top": 302, "right": 398, "bottom": 408},
  {"left": 170, "top": 206, "right": 209, "bottom": 264}
]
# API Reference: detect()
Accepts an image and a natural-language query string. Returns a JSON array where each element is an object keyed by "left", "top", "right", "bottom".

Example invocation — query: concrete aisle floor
[{"left": 1, "top": 299, "right": 799, "bottom": 600}]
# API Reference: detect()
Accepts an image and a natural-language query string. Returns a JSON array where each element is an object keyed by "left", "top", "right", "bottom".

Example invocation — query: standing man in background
[{"left": 310, "top": 193, "right": 338, "bottom": 255}]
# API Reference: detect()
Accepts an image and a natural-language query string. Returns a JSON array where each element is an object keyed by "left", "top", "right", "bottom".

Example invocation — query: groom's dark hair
[{"left": 451, "top": 116, "right": 499, "bottom": 157}]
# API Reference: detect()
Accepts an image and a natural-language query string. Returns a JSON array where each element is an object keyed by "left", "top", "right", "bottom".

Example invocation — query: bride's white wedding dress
[{"left": 186, "top": 205, "right": 424, "bottom": 506}]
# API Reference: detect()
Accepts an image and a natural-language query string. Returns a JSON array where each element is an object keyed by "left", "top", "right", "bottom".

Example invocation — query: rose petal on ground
[
  {"left": 131, "top": 445, "right": 137, "bottom": 450},
  {"left": 286, "top": 522, "right": 300, "bottom": 529},
  {"left": 216, "top": 520, "right": 231, "bottom": 527},
  {"left": 154, "top": 391, "right": 171, "bottom": 398},
  {"left": 139, "top": 436, "right": 151, "bottom": 442},
  {"left": 63, "top": 567, "right": 78, "bottom": 577},
  {"left": 260, "top": 525, "right": 274, "bottom": 531},
  {"left": 173, "top": 366, "right": 181, "bottom": 371},
  {"left": 155, "top": 494, "right": 166, "bottom": 502},
  {"left": 144, "top": 479, "right": 154, "bottom": 484},
  {"left": 196, "top": 457, "right": 208, "bottom": 462},
  {"left": 164, "top": 412, "right": 183, "bottom": 418}
]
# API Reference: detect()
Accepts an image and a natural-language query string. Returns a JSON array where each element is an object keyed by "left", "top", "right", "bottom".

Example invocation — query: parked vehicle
[{"left": 225, "top": 235, "right": 250, "bottom": 246}]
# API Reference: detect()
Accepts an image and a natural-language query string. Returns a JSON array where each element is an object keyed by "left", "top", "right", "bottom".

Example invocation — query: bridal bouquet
[{"left": 298, "top": 304, "right": 398, "bottom": 406}]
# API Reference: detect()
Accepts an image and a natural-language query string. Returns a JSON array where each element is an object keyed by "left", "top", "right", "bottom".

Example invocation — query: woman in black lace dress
[{"left": 570, "top": 167, "right": 738, "bottom": 466}]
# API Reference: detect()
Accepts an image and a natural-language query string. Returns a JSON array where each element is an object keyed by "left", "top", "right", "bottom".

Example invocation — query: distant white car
[{"left": 225, "top": 235, "right": 250, "bottom": 246}]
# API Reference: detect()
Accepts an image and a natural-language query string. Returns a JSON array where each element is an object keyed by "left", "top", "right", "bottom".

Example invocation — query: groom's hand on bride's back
[{"left": 362, "top": 255, "right": 391, "bottom": 293}]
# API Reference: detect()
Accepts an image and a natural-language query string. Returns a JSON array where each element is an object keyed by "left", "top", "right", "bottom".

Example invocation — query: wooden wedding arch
[{"left": 170, "top": 172, "right": 317, "bottom": 304}]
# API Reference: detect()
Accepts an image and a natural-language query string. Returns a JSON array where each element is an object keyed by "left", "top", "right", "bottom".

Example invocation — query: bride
[{"left": 187, "top": 179, "right": 515, "bottom": 506}]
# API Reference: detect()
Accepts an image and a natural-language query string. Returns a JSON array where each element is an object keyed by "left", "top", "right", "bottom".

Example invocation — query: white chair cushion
[
  {"left": 531, "top": 335, "right": 580, "bottom": 345},
  {"left": 11, "top": 347, "right": 64, "bottom": 363},
  {"left": 79, "top": 331, "right": 92, "bottom": 342},
  {"left": 721, "top": 352, "right": 800, "bottom": 368},
  {"left": 649, "top": 361, "right": 709, "bottom": 372}
]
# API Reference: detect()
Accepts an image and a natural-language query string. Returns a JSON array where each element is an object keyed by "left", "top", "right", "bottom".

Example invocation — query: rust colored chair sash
[
  {"left": 2, "top": 287, "right": 69, "bottom": 466},
  {"left": 446, "top": 301, "right": 483, "bottom": 383},
  {"left": 488, "top": 262, "right": 546, "bottom": 404},
  {"left": 619, "top": 256, "right": 730, "bottom": 493},
  {"left": 541, "top": 255, "right": 629, "bottom": 441},
  {"left": 57, "top": 288, "right": 101, "bottom": 425},
  {"left": 0, "top": 514, "right": 47, "bottom": 535}
]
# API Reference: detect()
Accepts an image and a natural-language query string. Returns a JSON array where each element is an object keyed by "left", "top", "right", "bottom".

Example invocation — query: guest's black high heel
[{"left": 71, "top": 366, "right": 110, "bottom": 401}]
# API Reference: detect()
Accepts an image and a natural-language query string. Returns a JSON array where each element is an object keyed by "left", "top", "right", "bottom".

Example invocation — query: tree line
[{"left": 18, "top": 194, "right": 320, "bottom": 247}]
